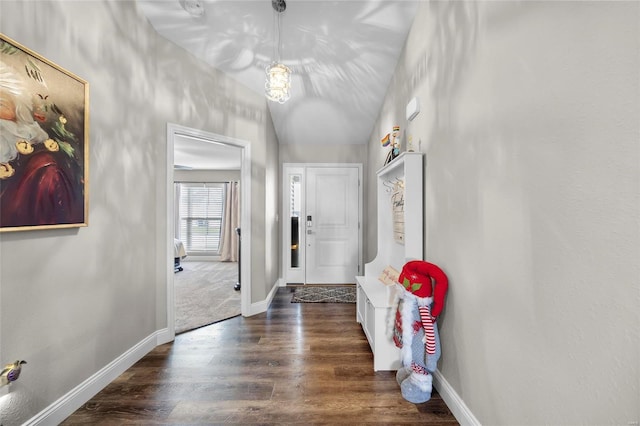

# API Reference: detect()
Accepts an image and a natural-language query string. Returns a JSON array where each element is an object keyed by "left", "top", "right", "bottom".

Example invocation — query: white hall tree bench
[{"left": 356, "top": 152, "right": 423, "bottom": 371}]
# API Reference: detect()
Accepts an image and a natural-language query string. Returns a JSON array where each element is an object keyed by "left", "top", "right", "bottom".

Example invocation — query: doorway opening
[
  {"left": 166, "top": 123, "right": 251, "bottom": 339},
  {"left": 173, "top": 181, "right": 240, "bottom": 334},
  {"left": 282, "top": 163, "right": 363, "bottom": 285}
]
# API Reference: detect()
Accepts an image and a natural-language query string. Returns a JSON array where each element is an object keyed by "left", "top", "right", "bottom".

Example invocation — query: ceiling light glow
[{"left": 265, "top": 0, "right": 291, "bottom": 103}]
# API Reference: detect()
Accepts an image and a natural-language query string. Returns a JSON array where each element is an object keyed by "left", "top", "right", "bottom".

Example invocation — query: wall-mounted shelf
[{"left": 356, "top": 152, "right": 424, "bottom": 371}]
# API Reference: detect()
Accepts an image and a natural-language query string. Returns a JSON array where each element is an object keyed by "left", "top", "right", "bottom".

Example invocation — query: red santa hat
[{"left": 398, "top": 260, "right": 449, "bottom": 318}]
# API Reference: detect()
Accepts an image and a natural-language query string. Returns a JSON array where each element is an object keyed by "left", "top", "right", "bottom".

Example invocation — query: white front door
[{"left": 305, "top": 167, "right": 360, "bottom": 284}]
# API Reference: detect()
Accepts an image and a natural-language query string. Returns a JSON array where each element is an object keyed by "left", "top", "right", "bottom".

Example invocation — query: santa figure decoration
[{"left": 393, "top": 260, "right": 449, "bottom": 403}]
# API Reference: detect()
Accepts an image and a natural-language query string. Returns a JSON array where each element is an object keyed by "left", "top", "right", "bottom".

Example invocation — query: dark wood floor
[{"left": 63, "top": 287, "right": 458, "bottom": 425}]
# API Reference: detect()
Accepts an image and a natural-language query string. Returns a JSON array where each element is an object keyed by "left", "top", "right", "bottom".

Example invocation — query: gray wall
[
  {"left": 174, "top": 169, "right": 241, "bottom": 183},
  {"left": 279, "top": 143, "right": 366, "bottom": 164},
  {"left": 366, "top": 1, "right": 639, "bottom": 424},
  {"left": 0, "top": 1, "right": 278, "bottom": 424}
]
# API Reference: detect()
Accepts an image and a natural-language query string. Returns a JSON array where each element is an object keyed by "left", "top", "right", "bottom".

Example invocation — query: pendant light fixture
[{"left": 265, "top": 0, "right": 291, "bottom": 103}]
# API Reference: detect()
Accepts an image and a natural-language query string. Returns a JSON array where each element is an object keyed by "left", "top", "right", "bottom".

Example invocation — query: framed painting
[{"left": 0, "top": 33, "right": 89, "bottom": 232}]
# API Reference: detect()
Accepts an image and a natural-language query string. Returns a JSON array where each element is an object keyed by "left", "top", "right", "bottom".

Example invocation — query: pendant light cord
[
  {"left": 272, "top": 0, "right": 285, "bottom": 64},
  {"left": 277, "top": 9, "right": 283, "bottom": 63}
]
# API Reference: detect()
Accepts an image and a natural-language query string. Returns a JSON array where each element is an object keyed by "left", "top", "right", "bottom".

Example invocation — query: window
[{"left": 177, "top": 183, "right": 225, "bottom": 254}]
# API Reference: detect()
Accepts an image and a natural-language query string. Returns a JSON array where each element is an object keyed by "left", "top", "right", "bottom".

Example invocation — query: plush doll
[
  {"left": 383, "top": 126, "right": 401, "bottom": 165},
  {"left": 393, "top": 260, "right": 448, "bottom": 403}
]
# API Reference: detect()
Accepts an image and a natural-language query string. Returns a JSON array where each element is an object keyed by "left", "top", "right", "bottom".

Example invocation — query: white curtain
[{"left": 219, "top": 181, "right": 240, "bottom": 262}]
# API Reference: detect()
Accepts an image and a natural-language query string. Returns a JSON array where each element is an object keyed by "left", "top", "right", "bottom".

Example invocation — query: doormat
[{"left": 291, "top": 286, "right": 356, "bottom": 303}]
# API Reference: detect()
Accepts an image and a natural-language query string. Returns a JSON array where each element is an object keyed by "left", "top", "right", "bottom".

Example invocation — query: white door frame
[
  {"left": 165, "top": 123, "right": 251, "bottom": 340},
  {"left": 282, "top": 163, "right": 363, "bottom": 284}
]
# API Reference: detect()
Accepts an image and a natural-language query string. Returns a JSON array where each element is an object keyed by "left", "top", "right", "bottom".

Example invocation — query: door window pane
[{"left": 290, "top": 175, "right": 301, "bottom": 268}]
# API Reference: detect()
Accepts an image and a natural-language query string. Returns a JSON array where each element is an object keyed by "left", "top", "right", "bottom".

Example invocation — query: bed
[{"left": 174, "top": 238, "right": 186, "bottom": 272}]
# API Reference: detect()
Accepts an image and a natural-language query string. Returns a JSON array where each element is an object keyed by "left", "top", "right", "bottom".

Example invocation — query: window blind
[{"left": 178, "top": 183, "right": 225, "bottom": 254}]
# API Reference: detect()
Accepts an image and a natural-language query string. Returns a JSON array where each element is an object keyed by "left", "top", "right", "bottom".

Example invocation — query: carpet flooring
[
  {"left": 174, "top": 261, "right": 241, "bottom": 334},
  {"left": 291, "top": 285, "right": 356, "bottom": 303}
]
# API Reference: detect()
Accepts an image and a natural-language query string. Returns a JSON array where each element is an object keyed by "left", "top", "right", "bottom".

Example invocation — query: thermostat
[{"left": 406, "top": 97, "right": 420, "bottom": 121}]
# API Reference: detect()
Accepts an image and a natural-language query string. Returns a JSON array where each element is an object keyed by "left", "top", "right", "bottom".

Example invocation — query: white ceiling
[{"left": 138, "top": 0, "right": 418, "bottom": 168}]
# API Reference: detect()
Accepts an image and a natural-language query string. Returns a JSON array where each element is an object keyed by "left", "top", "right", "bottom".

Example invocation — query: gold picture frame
[{"left": 0, "top": 33, "right": 89, "bottom": 232}]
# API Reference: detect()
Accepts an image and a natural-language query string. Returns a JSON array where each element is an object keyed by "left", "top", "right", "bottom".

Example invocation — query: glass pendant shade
[
  {"left": 265, "top": 0, "right": 290, "bottom": 103},
  {"left": 265, "top": 62, "right": 291, "bottom": 104}
]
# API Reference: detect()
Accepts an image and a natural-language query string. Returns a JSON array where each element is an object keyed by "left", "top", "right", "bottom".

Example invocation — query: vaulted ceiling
[{"left": 138, "top": 0, "right": 418, "bottom": 155}]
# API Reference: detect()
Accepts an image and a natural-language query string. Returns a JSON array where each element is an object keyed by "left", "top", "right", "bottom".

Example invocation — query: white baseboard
[
  {"left": 433, "top": 369, "right": 481, "bottom": 426},
  {"left": 155, "top": 327, "right": 173, "bottom": 346},
  {"left": 24, "top": 281, "right": 301, "bottom": 425},
  {"left": 248, "top": 279, "right": 280, "bottom": 316},
  {"left": 24, "top": 330, "right": 164, "bottom": 426}
]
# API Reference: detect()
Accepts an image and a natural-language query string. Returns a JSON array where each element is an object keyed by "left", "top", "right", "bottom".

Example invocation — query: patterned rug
[{"left": 291, "top": 286, "right": 356, "bottom": 303}]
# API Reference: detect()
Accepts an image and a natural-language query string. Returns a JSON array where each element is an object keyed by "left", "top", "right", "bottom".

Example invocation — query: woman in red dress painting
[{"left": 0, "top": 61, "right": 84, "bottom": 229}]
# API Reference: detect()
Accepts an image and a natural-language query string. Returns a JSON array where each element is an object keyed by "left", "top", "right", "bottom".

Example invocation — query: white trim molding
[
  {"left": 248, "top": 279, "right": 280, "bottom": 316},
  {"left": 166, "top": 123, "right": 252, "bottom": 337},
  {"left": 24, "top": 331, "right": 164, "bottom": 426},
  {"left": 433, "top": 369, "right": 481, "bottom": 426}
]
